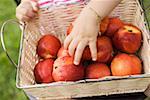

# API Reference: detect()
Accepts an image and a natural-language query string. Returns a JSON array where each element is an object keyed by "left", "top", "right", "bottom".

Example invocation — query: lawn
[
  {"left": 0, "top": 0, "right": 27, "bottom": 100},
  {"left": 0, "top": 0, "right": 149, "bottom": 100}
]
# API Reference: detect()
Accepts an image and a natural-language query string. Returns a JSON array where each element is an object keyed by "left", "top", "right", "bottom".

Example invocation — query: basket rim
[{"left": 16, "top": 73, "right": 150, "bottom": 89}]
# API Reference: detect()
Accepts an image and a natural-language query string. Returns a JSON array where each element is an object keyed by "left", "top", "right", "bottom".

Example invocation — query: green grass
[
  {"left": 0, "top": 0, "right": 149, "bottom": 100},
  {"left": 0, "top": 0, "right": 27, "bottom": 100},
  {"left": 142, "top": 0, "right": 150, "bottom": 28}
]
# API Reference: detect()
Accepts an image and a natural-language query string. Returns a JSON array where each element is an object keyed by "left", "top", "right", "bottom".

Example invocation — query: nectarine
[
  {"left": 37, "top": 34, "right": 61, "bottom": 59},
  {"left": 34, "top": 59, "right": 54, "bottom": 83},
  {"left": 52, "top": 56, "right": 85, "bottom": 81},
  {"left": 86, "top": 63, "right": 111, "bottom": 79},
  {"left": 105, "top": 17, "right": 124, "bottom": 37},
  {"left": 97, "top": 36, "right": 113, "bottom": 63},
  {"left": 111, "top": 53, "right": 142, "bottom": 76},
  {"left": 57, "top": 47, "right": 70, "bottom": 57},
  {"left": 82, "top": 47, "right": 92, "bottom": 61},
  {"left": 82, "top": 36, "right": 113, "bottom": 62},
  {"left": 113, "top": 24, "right": 142, "bottom": 53}
]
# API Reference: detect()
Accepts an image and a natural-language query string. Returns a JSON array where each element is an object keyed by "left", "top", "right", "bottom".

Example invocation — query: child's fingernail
[
  {"left": 74, "top": 61, "right": 79, "bottom": 65},
  {"left": 92, "top": 58, "right": 97, "bottom": 61},
  {"left": 33, "top": 7, "right": 38, "bottom": 12},
  {"left": 31, "top": 1, "right": 39, "bottom": 11}
]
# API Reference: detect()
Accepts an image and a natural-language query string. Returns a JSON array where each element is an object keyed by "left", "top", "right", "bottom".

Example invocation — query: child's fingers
[
  {"left": 89, "top": 40, "right": 97, "bottom": 61},
  {"left": 64, "top": 35, "right": 73, "bottom": 49},
  {"left": 26, "top": 11, "right": 36, "bottom": 18},
  {"left": 68, "top": 38, "right": 79, "bottom": 56},
  {"left": 27, "top": 9, "right": 37, "bottom": 18},
  {"left": 16, "top": 13, "right": 30, "bottom": 22},
  {"left": 30, "top": 0, "right": 39, "bottom": 12},
  {"left": 16, "top": 0, "right": 38, "bottom": 22},
  {"left": 19, "top": 7, "right": 35, "bottom": 18},
  {"left": 22, "top": 16, "right": 30, "bottom": 22},
  {"left": 74, "top": 40, "right": 88, "bottom": 65},
  {"left": 16, "top": 8, "right": 35, "bottom": 21}
]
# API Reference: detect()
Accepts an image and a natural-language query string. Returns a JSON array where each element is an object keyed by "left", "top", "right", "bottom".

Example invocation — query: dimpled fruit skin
[
  {"left": 111, "top": 53, "right": 142, "bottom": 76},
  {"left": 52, "top": 56, "right": 85, "bottom": 81},
  {"left": 113, "top": 24, "right": 142, "bottom": 53},
  {"left": 57, "top": 47, "right": 70, "bottom": 57},
  {"left": 96, "top": 36, "right": 113, "bottom": 63},
  {"left": 37, "top": 34, "right": 61, "bottom": 59},
  {"left": 34, "top": 59, "right": 54, "bottom": 83},
  {"left": 86, "top": 63, "right": 111, "bottom": 79},
  {"left": 105, "top": 17, "right": 124, "bottom": 37}
]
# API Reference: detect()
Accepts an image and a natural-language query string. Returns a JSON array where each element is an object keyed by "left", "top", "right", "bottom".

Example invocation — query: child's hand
[
  {"left": 16, "top": 0, "right": 38, "bottom": 22},
  {"left": 64, "top": 0, "right": 122, "bottom": 65},
  {"left": 64, "top": 6, "right": 101, "bottom": 65}
]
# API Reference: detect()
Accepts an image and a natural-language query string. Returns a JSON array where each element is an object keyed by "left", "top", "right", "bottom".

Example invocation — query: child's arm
[
  {"left": 16, "top": 0, "right": 38, "bottom": 22},
  {"left": 88, "top": 0, "right": 122, "bottom": 19},
  {"left": 64, "top": 0, "right": 123, "bottom": 65}
]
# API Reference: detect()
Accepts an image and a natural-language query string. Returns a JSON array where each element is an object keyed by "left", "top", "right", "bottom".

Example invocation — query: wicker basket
[{"left": 1, "top": 0, "right": 150, "bottom": 99}]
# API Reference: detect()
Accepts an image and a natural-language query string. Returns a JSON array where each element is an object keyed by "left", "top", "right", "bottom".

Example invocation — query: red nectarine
[
  {"left": 57, "top": 47, "right": 70, "bottom": 57},
  {"left": 86, "top": 63, "right": 111, "bottom": 79},
  {"left": 82, "top": 36, "right": 113, "bottom": 62},
  {"left": 113, "top": 24, "right": 142, "bottom": 53},
  {"left": 52, "top": 56, "right": 85, "bottom": 81},
  {"left": 34, "top": 59, "right": 54, "bottom": 83},
  {"left": 82, "top": 47, "right": 92, "bottom": 61},
  {"left": 105, "top": 17, "right": 124, "bottom": 37},
  {"left": 111, "top": 53, "right": 142, "bottom": 76},
  {"left": 97, "top": 36, "right": 113, "bottom": 63},
  {"left": 37, "top": 34, "right": 61, "bottom": 59}
]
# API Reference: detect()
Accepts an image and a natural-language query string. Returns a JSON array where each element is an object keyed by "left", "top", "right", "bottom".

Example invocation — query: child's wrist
[
  {"left": 87, "top": 5, "right": 102, "bottom": 22},
  {"left": 88, "top": 0, "right": 122, "bottom": 19},
  {"left": 87, "top": 0, "right": 104, "bottom": 18}
]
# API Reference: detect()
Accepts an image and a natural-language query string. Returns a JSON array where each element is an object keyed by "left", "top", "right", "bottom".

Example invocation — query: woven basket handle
[{"left": 0, "top": 19, "right": 25, "bottom": 68}]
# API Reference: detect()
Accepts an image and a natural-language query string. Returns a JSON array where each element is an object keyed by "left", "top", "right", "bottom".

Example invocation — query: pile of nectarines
[{"left": 34, "top": 17, "right": 143, "bottom": 84}]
